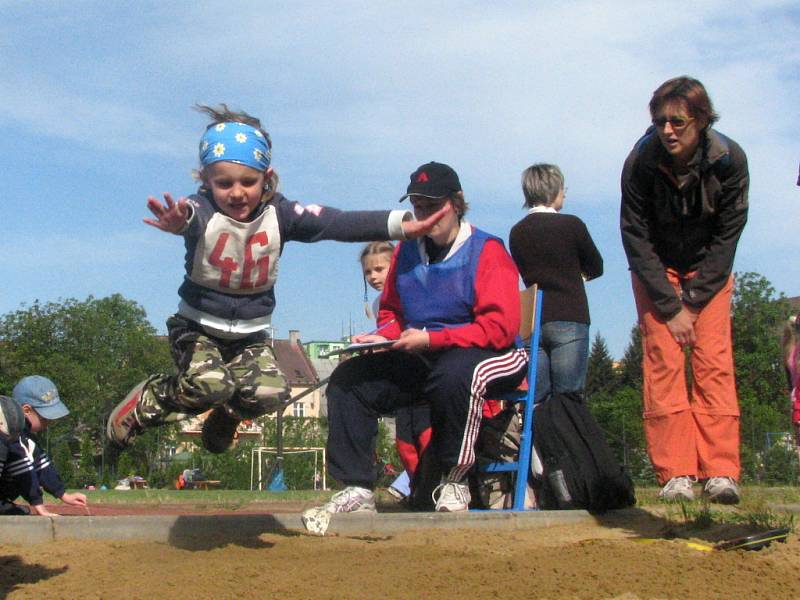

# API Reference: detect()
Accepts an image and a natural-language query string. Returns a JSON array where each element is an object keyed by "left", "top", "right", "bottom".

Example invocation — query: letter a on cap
[{"left": 417, "top": 172, "right": 429, "bottom": 182}]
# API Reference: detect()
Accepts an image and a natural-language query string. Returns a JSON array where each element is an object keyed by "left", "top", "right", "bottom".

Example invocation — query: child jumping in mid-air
[
  {"left": 783, "top": 314, "right": 800, "bottom": 463},
  {"left": 108, "top": 104, "right": 445, "bottom": 453},
  {"left": 359, "top": 242, "right": 432, "bottom": 501}
]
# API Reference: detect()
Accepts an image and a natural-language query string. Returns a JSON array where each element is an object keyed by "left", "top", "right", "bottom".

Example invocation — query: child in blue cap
[
  {"left": 0, "top": 395, "right": 26, "bottom": 502},
  {"left": 107, "top": 103, "right": 446, "bottom": 455},
  {"left": 0, "top": 376, "right": 88, "bottom": 516}
]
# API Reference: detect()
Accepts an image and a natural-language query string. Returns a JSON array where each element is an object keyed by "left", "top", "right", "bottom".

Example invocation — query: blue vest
[{"left": 396, "top": 228, "right": 498, "bottom": 331}]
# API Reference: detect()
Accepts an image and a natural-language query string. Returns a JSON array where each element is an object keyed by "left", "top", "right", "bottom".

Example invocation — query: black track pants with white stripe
[{"left": 326, "top": 347, "right": 527, "bottom": 488}]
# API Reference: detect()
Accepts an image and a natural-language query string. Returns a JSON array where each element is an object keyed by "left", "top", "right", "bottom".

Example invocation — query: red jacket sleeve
[
  {"left": 376, "top": 246, "right": 405, "bottom": 340},
  {"left": 379, "top": 239, "right": 521, "bottom": 350}
]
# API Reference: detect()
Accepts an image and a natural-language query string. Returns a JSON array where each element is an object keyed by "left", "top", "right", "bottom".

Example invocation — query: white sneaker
[
  {"left": 703, "top": 477, "right": 740, "bottom": 505},
  {"left": 301, "top": 486, "right": 376, "bottom": 536},
  {"left": 658, "top": 476, "right": 695, "bottom": 501},
  {"left": 432, "top": 481, "right": 471, "bottom": 512},
  {"left": 323, "top": 486, "right": 377, "bottom": 514}
]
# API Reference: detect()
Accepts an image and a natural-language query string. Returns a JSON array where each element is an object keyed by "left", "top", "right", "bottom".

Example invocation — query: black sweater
[{"left": 509, "top": 212, "right": 603, "bottom": 325}]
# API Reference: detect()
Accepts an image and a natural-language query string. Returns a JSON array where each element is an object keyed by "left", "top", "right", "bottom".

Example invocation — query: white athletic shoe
[
  {"left": 432, "top": 481, "right": 471, "bottom": 512},
  {"left": 703, "top": 477, "right": 740, "bottom": 505},
  {"left": 323, "top": 486, "right": 377, "bottom": 514},
  {"left": 658, "top": 476, "right": 695, "bottom": 502},
  {"left": 302, "top": 486, "right": 376, "bottom": 536}
]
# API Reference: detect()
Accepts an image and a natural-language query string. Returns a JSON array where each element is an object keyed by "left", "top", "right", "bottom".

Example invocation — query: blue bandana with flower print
[{"left": 199, "top": 122, "right": 271, "bottom": 171}]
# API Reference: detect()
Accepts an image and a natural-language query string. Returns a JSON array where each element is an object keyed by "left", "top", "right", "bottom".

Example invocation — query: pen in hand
[
  {"left": 350, "top": 319, "right": 397, "bottom": 346},
  {"left": 363, "top": 319, "right": 396, "bottom": 337}
]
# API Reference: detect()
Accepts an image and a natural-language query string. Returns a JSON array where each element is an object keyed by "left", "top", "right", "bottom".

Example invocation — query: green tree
[
  {"left": 586, "top": 325, "right": 656, "bottom": 483},
  {"left": 585, "top": 333, "right": 618, "bottom": 399},
  {"left": 51, "top": 438, "right": 76, "bottom": 489},
  {"left": 0, "top": 295, "right": 173, "bottom": 483},
  {"left": 75, "top": 431, "right": 97, "bottom": 487},
  {"left": 617, "top": 324, "right": 643, "bottom": 391},
  {"left": 732, "top": 272, "right": 793, "bottom": 480}
]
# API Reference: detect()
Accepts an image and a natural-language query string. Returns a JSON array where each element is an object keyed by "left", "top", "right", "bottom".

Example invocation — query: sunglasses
[{"left": 652, "top": 116, "right": 695, "bottom": 130}]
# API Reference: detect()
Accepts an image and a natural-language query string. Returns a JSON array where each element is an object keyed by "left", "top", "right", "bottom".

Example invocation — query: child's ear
[
  {"left": 265, "top": 167, "right": 274, "bottom": 179},
  {"left": 21, "top": 404, "right": 33, "bottom": 417}
]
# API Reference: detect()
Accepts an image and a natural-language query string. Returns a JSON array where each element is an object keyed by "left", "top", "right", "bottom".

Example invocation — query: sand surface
[{"left": 2, "top": 507, "right": 797, "bottom": 599}]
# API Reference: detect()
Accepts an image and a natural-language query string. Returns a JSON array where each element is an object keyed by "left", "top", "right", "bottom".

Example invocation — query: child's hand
[
  {"left": 144, "top": 193, "right": 190, "bottom": 233},
  {"left": 30, "top": 503, "right": 59, "bottom": 517},
  {"left": 393, "top": 328, "right": 430, "bottom": 353},
  {"left": 401, "top": 203, "right": 451, "bottom": 239},
  {"left": 60, "top": 492, "right": 88, "bottom": 507}
]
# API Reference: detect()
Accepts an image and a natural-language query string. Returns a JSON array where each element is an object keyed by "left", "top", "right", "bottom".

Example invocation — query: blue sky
[{"left": 1, "top": 1, "right": 798, "bottom": 359}]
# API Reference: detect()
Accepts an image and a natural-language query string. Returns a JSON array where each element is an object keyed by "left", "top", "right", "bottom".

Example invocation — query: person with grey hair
[{"left": 509, "top": 164, "right": 603, "bottom": 403}]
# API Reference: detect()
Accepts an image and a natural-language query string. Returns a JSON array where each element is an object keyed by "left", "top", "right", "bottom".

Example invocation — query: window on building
[{"left": 293, "top": 402, "right": 305, "bottom": 417}]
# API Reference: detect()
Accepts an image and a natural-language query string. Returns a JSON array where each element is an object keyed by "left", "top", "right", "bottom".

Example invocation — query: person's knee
[
  {"left": 234, "top": 381, "right": 291, "bottom": 418},
  {"left": 176, "top": 365, "right": 236, "bottom": 409}
]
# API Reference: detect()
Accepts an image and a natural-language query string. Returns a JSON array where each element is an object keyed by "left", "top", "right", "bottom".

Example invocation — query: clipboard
[{"left": 321, "top": 340, "right": 397, "bottom": 357}]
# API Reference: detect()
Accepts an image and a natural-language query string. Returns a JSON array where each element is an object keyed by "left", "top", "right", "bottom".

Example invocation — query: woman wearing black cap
[{"left": 303, "top": 162, "right": 526, "bottom": 531}]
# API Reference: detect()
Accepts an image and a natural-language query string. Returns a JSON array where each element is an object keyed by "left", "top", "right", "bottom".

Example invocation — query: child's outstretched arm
[
  {"left": 144, "top": 192, "right": 191, "bottom": 234},
  {"left": 400, "top": 203, "right": 450, "bottom": 239}
]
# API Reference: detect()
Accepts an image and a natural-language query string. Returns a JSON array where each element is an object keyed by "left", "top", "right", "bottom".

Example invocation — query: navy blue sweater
[{"left": 0, "top": 422, "right": 65, "bottom": 506}]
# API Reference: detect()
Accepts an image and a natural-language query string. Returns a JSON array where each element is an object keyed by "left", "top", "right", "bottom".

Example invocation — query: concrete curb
[
  {"left": 0, "top": 509, "right": 600, "bottom": 545},
  {"left": 3, "top": 502, "right": 797, "bottom": 545}
]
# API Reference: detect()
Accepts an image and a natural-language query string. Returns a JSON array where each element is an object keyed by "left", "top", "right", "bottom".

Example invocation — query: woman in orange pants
[{"left": 621, "top": 76, "right": 749, "bottom": 503}]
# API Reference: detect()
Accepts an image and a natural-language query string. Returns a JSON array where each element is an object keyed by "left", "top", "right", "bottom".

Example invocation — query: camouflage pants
[{"left": 138, "top": 315, "right": 290, "bottom": 425}]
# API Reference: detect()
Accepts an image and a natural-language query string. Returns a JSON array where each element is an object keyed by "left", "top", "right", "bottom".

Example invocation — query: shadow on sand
[
  {"left": 167, "top": 514, "right": 303, "bottom": 550},
  {"left": 0, "top": 555, "right": 68, "bottom": 597}
]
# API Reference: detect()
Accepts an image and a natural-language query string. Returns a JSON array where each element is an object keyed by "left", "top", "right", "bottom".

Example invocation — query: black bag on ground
[{"left": 532, "top": 392, "right": 635, "bottom": 512}]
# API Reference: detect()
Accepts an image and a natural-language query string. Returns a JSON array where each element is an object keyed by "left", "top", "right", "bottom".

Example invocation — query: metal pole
[{"left": 275, "top": 406, "right": 284, "bottom": 480}]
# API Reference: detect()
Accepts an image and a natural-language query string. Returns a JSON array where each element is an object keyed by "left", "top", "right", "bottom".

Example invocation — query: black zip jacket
[{"left": 620, "top": 127, "right": 749, "bottom": 319}]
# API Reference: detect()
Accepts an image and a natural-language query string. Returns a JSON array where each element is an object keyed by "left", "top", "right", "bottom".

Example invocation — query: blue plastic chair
[{"left": 479, "top": 285, "right": 543, "bottom": 511}]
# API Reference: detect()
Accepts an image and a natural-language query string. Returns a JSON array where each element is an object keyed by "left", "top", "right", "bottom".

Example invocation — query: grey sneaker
[
  {"left": 658, "top": 476, "right": 695, "bottom": 501},
  {"left": 703, "top": 477, "right": 740, "bottom": 505},
  {"left": 107, "top": 382, "right": 146, "bottom": 448},
  {"left": 302, "top": 486, "right": 376, "bottom": 536},
  {"left": 432, "top": 481, "right": 471, "bottom": 512},
  {"left": 323, "top": 486, "right": 377, "bottom": 514}
]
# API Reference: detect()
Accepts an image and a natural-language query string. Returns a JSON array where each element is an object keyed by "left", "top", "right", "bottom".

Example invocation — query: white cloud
[{"left": 1, "top": 0, "right": 798, "bottom": 356}]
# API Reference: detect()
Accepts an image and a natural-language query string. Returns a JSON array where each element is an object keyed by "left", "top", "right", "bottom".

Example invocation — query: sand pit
[{"left": 1, "top": 507, "right": 797, "bottom": 599}]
